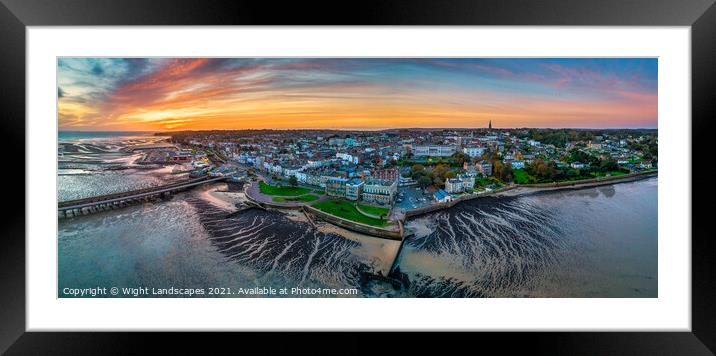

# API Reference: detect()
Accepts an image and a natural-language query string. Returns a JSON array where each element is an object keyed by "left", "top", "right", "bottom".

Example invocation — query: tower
[{"left": 488, "top": 120, "right": 492, "bottom": 130}]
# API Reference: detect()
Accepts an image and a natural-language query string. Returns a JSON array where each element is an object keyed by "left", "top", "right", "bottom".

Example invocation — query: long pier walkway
[{"left": 58, "top": 175, "right": 226, "bottom": 218}]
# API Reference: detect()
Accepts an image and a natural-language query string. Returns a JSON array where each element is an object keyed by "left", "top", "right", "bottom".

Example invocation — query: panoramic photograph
[{"left": 57, "top": 58, "right": 658, "bottom": 298}]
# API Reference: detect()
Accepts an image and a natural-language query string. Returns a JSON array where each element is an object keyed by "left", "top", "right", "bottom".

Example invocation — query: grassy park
[
  {"left": 259, "top": 181, "right": 311, "bottom": 196},
  {"left": 356, "top": 204, "right": 390, "bottom": 217},
  {"left": 590, "top": 170, "right": 628, "bottom": 177},
  {"left": 272, "top": 194, "right": 320, "bottom": 203},
  {"left": 312, "top": 199, "right": 388, "bottom": 227}
]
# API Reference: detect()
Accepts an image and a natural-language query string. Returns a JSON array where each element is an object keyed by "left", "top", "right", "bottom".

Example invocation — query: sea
[{"left": 57, "top": 132, "right": 657, "bottom": 298}]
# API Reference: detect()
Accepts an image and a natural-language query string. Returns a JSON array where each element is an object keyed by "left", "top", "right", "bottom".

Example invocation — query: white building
[
  {"left": 413, "top": 145, "right": 457, "bottom": 157},
  {"left": 328, "top": 137, "right": 345, "bottom": 146},
  {"left": 336, "top": 152, "right": 359, "bottom": 164},
  {"left": 362, "top": 179, "right": 398, "bottom": 206},
  {"left": 459, "top": 174, "right": 475, "bottom": 190},
  {"left": 433, "top": 189, "right": 452, "bottom": 203},
  {"left": 510, "top": 160, "right": 525, "bottom": 169},
  {"left": 345, "top": 179, "right": 364, "bottom": 201},
  {"left": 445, "top": 178, "right": 463, "bottom": 193},
  {"left": 305, "top": 160, "right": 325, "bottom": 169},
  {"left": 463, "top": 146, "right": 485, "bottom": 158},
  {"left": 283, "top": 167, "right": 301, "bottom": 177}
]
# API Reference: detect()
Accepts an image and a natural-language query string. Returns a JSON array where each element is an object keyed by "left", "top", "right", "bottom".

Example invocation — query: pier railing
[
  {"left": 58, "top": 176, "right": 212, "bottom": 209},
  {"left": 58, "top": 176, "right": 226, "bottom": 217}
]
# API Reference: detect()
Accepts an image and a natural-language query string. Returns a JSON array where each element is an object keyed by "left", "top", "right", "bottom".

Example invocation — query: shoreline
[
  {"left": 196, "top": 185, "right": 401, "bottom": 276},
  {"left": 494, "top": 171, "right": 657, "bottom": 198},
  {"left": 404, "top": 171, "right": 657, "bottom": 219},
  {"left": 198, "top": 183, "right": 245, "bottom": 211},
  {"left": 196, "top": 172, "right": 657, "bottom": 244}
]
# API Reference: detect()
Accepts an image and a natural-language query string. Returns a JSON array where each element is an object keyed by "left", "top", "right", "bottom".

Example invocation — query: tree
[
  {"left": 411, "top": 164, "right": 425, "bottom": 173},
  {"left": 429, "top": 164, "right": 451, "bottom": 186},
  {"left": 418, "top": 176, "right": 432, "bottom": 188},
  {"left": 493, "top": 161, "right": 514, "bottom": 182},
  {"left": 492, "top": 160, "right": 503, "bottom": 176},
  {"left": 599, "top": 159, "right": 619, "bottom": 172},
  {"left": 288, "top": 175, "right": 298, "bottom": 187},
  {"left": 527, "top": 159, "right": 557, "bottom": 180},
  {"left": 433, "top": 177, "right": 445, "bottom": 188},
  {"left": 451, "top": 151, "right": 469, "bottom": 166},
  {"left": 500, "top": 164, "right": 514, "bottom": 183}
]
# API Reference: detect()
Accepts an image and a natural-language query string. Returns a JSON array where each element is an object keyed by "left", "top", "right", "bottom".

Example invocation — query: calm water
[
  {"left": 59, "top": 131, "right": 154, "bottom": 140},
  {"left": 400, "top": 181, "right": 657, "bottom": 297},
  {"left": 58, "top": 134, "right": 657, "bottom": 297},
  {"left": 58, "top": 132, "right": 180, "bottom": 201}
]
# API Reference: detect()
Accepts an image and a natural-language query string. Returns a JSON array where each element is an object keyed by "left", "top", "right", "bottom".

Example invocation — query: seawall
[
  {"left": 243, "top": 184, "right": 304, "bottom": 210},
  {"left": 404, "top": 171, "right": 657, "bottom": 218},
  {"left": 404, "top": 185, "right": 517, "bottom": 218},
  {"left": 516, "top": 170, "right": 657, "bottom": 189},
  {"left": 303, "top": 205, "right": 403, "bottom": 241}
]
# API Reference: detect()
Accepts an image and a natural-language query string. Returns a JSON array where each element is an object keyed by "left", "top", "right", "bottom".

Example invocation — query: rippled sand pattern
[
  {"left": 401, "top": 180, "right": 657, "bottom": 298},
  {"left": 188, "top": 199, "right": 371, "bottom": 293}
]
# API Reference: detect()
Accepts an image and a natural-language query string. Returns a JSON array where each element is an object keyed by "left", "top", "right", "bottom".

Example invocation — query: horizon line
[{"left": 59, "top": 127, "right": 659, "bottom": 133}]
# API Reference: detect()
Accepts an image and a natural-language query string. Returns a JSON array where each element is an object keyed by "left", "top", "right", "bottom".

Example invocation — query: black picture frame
[{"left": 2, "top": 0, "right": 714, "bottom": 353}]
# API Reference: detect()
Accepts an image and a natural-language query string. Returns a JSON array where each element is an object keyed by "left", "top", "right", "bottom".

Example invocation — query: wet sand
[
  {"left": 284, "top": 209, "right": 401, "bottom": 275},
  {"left": 316, "top": 221, "right": 402, "bottom": 275},
  {"left": 198, "top": 183, "right": 246, "bottom": 211},
  {"left": 196, "top": 189, "right": 402, "bottom": 276}
]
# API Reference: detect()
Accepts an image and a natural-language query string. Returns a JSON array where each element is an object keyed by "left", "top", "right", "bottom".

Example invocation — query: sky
[{"left": 57, "top": 58, "right": 657, "bottom": 131}]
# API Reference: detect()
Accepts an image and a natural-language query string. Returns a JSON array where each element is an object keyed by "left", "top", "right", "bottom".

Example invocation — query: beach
[{"left": 198, "top": 183, "right": 246, "bottom": 211}]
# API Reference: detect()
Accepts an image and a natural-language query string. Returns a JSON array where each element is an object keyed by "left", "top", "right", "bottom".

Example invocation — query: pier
[{"left": 58, "top": 176, "right": 227, "bottom": 219}]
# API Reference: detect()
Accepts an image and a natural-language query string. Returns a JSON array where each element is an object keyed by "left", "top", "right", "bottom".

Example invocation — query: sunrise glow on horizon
[{"left": 58, "top": 58, "right": 658, "bottom": 132}]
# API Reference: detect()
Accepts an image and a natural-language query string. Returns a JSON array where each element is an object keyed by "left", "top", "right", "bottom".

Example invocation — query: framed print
[{"left": 2, "top": 0, "right": 715, "bottom": 353}]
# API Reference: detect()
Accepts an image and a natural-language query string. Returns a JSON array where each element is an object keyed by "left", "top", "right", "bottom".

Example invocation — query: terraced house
[
  {"left": 361, "top": 179, "right": 398, "bottom": 207},
  {"left": 345, "top": 179, "right": 364, "bottom": 201},
  {"left": 325, "top": 177, "right": 348, "bottom": 198}
]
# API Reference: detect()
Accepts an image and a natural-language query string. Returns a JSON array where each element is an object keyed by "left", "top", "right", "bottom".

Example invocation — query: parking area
[{"left": 395, "top": 186, "right": 433, "bottom": 210}]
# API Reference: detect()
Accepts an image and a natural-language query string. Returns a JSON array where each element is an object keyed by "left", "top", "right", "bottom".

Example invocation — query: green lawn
[
  {"left": 590, "top": 170, "right": 628, "bottom": 178},
  {"left": 476, "top": 176, "right": 503, "bottom": 188},
  {"left": 272, "top": 194, "right": 319, "bottom": 203},
  {"left": 513, "top": 169, "right": 535, "bottom": 184},
  {"left": 259, "top": 181, "right": 311, "bottom": 196},
  {"left": 357, "top": 204, "right": 390, "bottom": 217},
  {"left": 312, "top": 200, "right": 387, "bottom": 227}
]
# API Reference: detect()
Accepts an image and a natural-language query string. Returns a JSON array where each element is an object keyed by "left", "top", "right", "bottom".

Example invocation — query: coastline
[
  {"left": 225, "top": 172, "right": 659, "bottom": 243},
  {"left": 196, "top": 184, "right": 401, "bottom": 276},
  {"left": 198, "top": 183, "right": 245, "bottom": 211},
  {"left": 494, "top": 171, "right": 657, "bottom": 198},
  {"left": 403, "top": 170, "right": 657, "bottom": 219}
]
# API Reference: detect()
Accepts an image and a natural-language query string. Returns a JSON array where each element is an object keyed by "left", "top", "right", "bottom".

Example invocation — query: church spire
[{"left": 488, "top": 120, "right": 492, "bottom": 130}]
